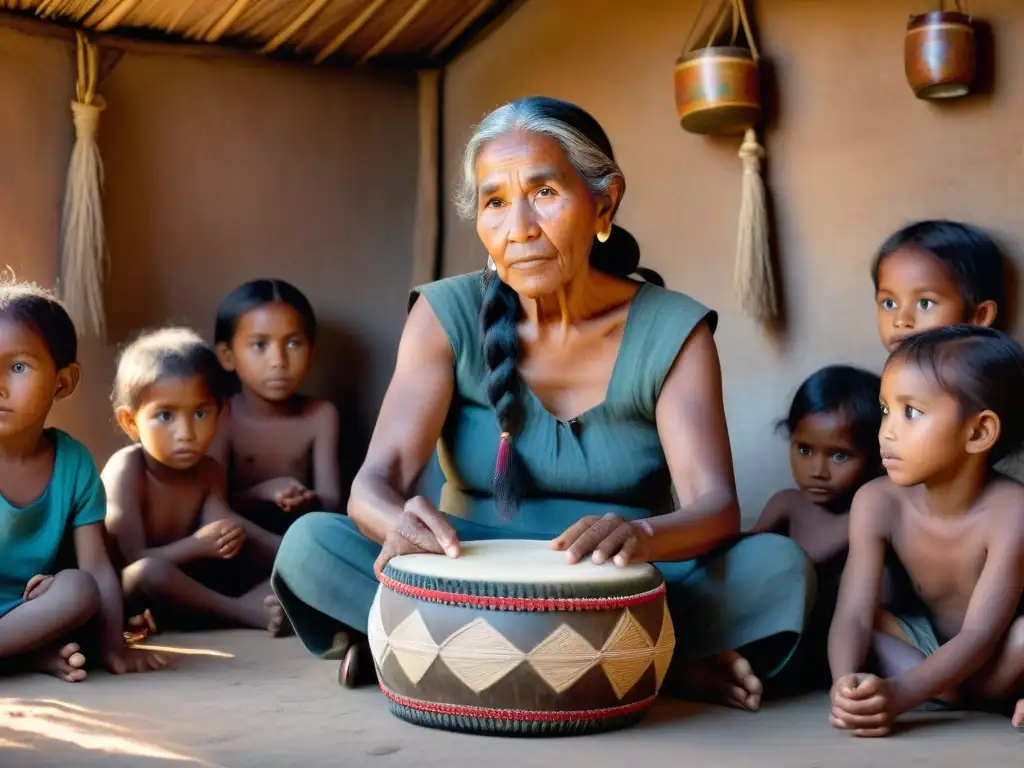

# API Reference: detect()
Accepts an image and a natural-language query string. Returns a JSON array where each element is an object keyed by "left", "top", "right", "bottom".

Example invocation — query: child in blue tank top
[{"left": 0, "top": 282, "right": 168, "bottom": 681}]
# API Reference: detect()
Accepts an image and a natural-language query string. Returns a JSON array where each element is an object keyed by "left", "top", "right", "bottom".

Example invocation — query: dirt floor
[{"left": 0, "top": 629, "right": 1020, "bottom": 767}]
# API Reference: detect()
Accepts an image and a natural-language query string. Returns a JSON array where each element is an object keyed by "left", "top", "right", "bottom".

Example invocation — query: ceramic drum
[{"left": 368, "top": 539, "right": 675, "bottom": 736}]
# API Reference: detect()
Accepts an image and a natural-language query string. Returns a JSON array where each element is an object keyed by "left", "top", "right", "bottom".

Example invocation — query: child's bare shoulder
[
  {"left": 763, "top": 488, "right": 807, "bottom": 515},
  {"left": 301, "top": 396, "right": 337, "bottom": 420},
  {"left": 851, "top": 476, "right": 904, "bottom": 522},
  {"left": 983, "top": 476, "right": 1024, "bottom": 526},
  {"left": 298, "top": 396, "right": 339, "bottom": 434},
  {"left": 100, "top": 444, "right": 146, "bottom": 484}
]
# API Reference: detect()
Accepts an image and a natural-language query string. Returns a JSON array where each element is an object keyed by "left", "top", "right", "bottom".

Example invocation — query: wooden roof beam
[
  {"left": 260, "top": 0, "right": 330, "bottom": 53},
  {"left": 356, "top": 0, "right": 432, "bottom": 65},
  {"left": 88, "top": 0, "right": 139, "bottom": 32},
  {"left": 202, "top": 0, "right": 251, "bottom": 42},
  {"left": 312, "top": 0, "right": 386, "bottom": 65},
  {"left": 428, "top": 0, "right": 490, "bottom": 58}
]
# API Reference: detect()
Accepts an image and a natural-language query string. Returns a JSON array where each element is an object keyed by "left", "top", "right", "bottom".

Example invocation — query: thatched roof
[{"left": 2, "top": 0, "right": 515, "bottom": 66}]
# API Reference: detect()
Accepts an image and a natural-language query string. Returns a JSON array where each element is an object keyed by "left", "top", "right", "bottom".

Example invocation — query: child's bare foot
[
  {"left": 1012, "top": 698, "right": 1024, "bottom": 729},
  {"left": 265, "top": 595, "right": 289, "bottom": 636},
  {"left": 669, "top": 650, "right": 763, "bottom": 711},
  {"left": 34, "top": 642, "right": 87, "bottom": 683},
  {"left": 124, "top": 609, "right": 158, "bottom": 644},
  {"left": 237, "top": 589, "right": 290, "bottom": 635}
]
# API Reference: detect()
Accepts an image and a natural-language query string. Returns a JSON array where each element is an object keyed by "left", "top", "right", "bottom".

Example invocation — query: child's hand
[
  {"left": 23, "top": 574, "right": 54, "bottom": 601},
  {"left": 830, "top": 673, "right": 898, "bottom": 737},
  {"left": 105, "top": 648, "right": 174, "bottom": 675},
  {"left": 194, "top": 520, "right": 246, "bottom": 560},
  {"left": 272, "top": 479, "right": 315, "bottom": 513}
]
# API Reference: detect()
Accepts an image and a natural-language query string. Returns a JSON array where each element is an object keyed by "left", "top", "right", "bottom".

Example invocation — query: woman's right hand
[{"left": 373, "top": 497, "right": 460, "bottom": 578}]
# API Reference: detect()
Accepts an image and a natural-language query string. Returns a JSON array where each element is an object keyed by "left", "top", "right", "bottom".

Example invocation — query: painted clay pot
[
  {"left": 674, "top": 46, "right": 760, "bottom": 135},
  {"left": 905, "top": 11, "right": 975, "bottom": 99}
]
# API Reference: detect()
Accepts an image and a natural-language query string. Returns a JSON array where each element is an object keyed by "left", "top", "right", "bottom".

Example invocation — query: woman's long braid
[{"left": 480, "top": 267, "right": 523, "bottom": 518}]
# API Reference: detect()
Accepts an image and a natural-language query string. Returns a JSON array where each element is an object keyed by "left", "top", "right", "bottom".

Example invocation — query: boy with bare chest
[
  {"left": 104, "top": 329, "right": 286, "bottom": 635},
  {"left": 828, "top": 326, "right": 1024, "bottom": 734},
  {"left": 211, "top": 280, "right": 340, "bottom": 536}
]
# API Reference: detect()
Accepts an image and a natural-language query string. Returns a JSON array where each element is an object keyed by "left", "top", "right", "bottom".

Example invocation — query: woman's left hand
[{"left": 550, "top": 513, "right": 654, "bottom": 567}]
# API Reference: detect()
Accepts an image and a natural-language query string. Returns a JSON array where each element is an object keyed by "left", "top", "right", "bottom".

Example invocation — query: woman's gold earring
[{"left": 597, "top": 230, "right": 610, "bottom": 243}]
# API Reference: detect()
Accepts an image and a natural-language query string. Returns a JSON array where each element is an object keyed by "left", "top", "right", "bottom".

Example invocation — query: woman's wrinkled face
[{"left": 475, "top": 130, "right": 613, "bottom": 298}]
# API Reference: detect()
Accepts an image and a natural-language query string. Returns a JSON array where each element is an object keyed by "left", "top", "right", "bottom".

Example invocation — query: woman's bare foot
[
  {"left": 338, "top": 642, "right": 376, "bottom": 688},
  {"left": 670, "top": 650, "right": 763, "bottom": 711},
  {"left": 34, "top": 643, "right": 87, "bottom": 683},
  {"left": 1012, "top": 698, "right": 1024, "bottom": 729}
]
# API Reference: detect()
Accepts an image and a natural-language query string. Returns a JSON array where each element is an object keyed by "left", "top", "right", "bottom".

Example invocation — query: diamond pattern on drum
[
  {"left": 439, "top": 618, "right": 526, "bottom": 693},
  {"left": 526, "top": 624, "right": 600, "bottom": 693},
  {"left": 388, "top": 610, "right": 439, "bottom": 684},
  {"left": 367, "top": 591, "right": 390, "bottom": 667},
  {"left": 600, "top": 610, "right": 655, "bottom": 699},
  {"left": 652, "top": 603, "right": 675, "bottom": 688}
]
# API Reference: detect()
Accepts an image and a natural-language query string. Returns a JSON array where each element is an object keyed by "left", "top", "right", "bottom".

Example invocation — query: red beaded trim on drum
[
  {"left": 380, "top": 684, "right": 657, "bottom": 722},
  {"left": 376, "top": 573, "right": 666, "bottom": 611}
]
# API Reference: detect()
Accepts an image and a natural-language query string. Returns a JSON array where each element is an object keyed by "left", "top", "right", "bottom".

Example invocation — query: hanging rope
[{"left": 59, "top": 31, "right": 108, "bottom": 339}]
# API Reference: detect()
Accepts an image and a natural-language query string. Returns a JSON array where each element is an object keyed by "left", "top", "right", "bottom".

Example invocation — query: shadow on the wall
[
  {"left": 995, "top": 234, "right": 1018, "bottom": 334},
  {"left": 309, "top": 321, "right": 371, "bottom": 512},
  {"left": 754, "top": 53, "right": 789, "bottom": 346},
  {"left": 972, "top": 20, "right": 997, "bottom": 100},
  {"left": 757, "top": 52, "right": 783, "bottom": 137},
  {"left": 315, "top": 318, "right": 446, "bottom": 512}
]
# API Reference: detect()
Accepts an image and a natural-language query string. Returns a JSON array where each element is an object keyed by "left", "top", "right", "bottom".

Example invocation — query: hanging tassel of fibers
[
  {"left": 59, "top": 31, "right": 108, "bottom": 339},
  {"left": 735, "top": 127, "right": 777, "bottom": 327}
]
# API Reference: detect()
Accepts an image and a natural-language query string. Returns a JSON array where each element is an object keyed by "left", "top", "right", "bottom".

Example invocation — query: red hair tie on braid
[{"left": 494, "top": 431, "right": 514, "bottom": 519}]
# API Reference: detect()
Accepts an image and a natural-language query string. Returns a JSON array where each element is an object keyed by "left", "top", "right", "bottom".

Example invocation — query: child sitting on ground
[
  {"left": 103, "top": 328, "right": 287, "bottom": 635},
  {"left": 829, "top": 325, "right": 1024, "bottom": 735},
  {"left": 211, "top": 279, "right": 340, "bottom": 537},
  {"left": 872, "top": 219, "right": 1003, "bottom": 353},
  {"left": 753, "top": 365, "right": 883, "bottom": 561},
  {"left": 0, "top": 282, "right": 168, "bottom": 680},
  {"left": 752, "top": 365, "right": 883, "bottom": 687}
]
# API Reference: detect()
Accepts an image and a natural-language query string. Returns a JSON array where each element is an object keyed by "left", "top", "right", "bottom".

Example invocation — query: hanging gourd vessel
[
  {"left": 905, "top": 2, "right": 976, "bottom": 99},
  {"left": 674, "top": 0, "right": 761, "bottom": 135}
]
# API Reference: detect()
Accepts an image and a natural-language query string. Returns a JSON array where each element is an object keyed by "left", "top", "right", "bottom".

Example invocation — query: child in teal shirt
[{"left": 0, "top": 283, "right": 168, "bottom": 680}]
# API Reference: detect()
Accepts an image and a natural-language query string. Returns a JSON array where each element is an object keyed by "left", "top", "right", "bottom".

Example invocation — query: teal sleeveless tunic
[
  {"left": 272, "top": 272, "right": 815, "bottom": 679},
  {"left": 416, "top": 271, "right": 714, "bottom": 532}
]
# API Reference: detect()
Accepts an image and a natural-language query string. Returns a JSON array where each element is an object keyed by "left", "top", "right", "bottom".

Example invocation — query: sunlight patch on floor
[
  {"left": 130, "top": 644, "right": 235, "bottom": 659},
  {"left": 0, "top": 699, "right": 206, "bottom": 764},
  {"left": 0, "top": 735, "right": 34, "bottom": 749}
]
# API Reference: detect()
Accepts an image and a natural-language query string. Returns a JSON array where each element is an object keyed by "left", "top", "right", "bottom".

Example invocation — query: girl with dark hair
[
  {"left": 210, "top": 279, "right": 341, "bottom": 536},
  {"left": 872, "top": 219, "right": 1004, "bottom": 353},
  {"left": 271, "top": 97, "right": 814, "bottom": 706},
  {"left": 0, "top": 282, "right": 168, "bottom": 680},
  {"left": 753, "top": 365, "right": 883, "bottom": 561},
  {"left": 752, "top": 364, "right": 883, "bottom": 688}
]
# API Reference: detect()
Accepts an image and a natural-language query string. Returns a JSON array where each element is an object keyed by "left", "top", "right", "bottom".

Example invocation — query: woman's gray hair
[{"left": 454, "top": 99, "right": 625, "bottom": 220}]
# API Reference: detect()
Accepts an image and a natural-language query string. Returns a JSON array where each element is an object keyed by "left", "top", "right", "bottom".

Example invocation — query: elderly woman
[{"left": 272, "top": 97, "right": 814, "bottom": 710}]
